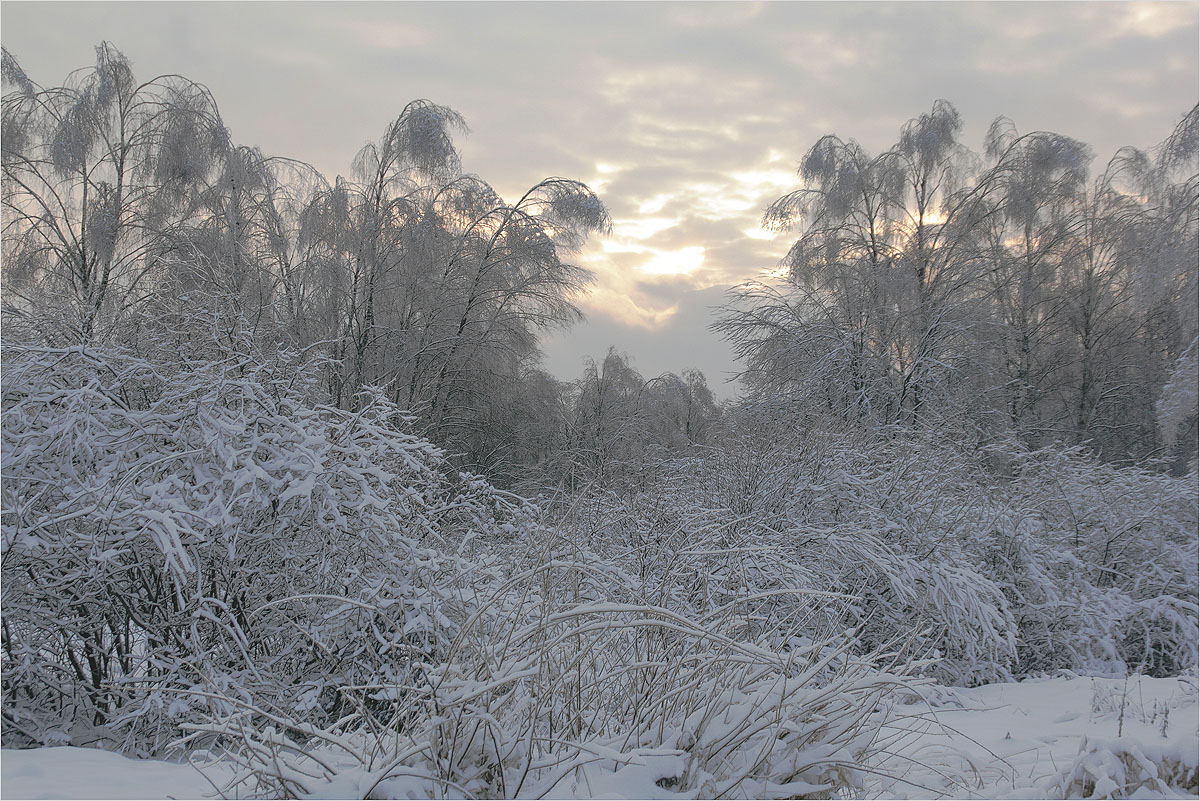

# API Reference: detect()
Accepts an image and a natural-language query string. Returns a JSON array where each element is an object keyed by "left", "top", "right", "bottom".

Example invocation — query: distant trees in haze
[{"left": 550, "top": 347, "right": 722, "bottom": 491}]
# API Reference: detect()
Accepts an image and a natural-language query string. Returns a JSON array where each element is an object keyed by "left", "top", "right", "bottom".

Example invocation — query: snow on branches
[{"left": 0, "top": 345, "right": 528, "bottom": 751}]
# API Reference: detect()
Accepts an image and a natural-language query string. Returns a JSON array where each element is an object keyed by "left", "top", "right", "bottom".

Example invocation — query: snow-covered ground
[
  {"left": 873, "top": 673, "right": 1199, "bottom": 799},
  {"left": 3, "top": 674, "right": 1196, "bottom": 800},
  {"left": 0, "top": 745, "right": 221, "bottom": 800}
]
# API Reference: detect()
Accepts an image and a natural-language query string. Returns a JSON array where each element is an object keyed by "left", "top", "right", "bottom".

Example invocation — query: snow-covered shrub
[
  {"left": 1156, "top": 337, "right": 1199, "bottom": 469},
  {"left": 1, "top": 345, "right": 529, "bottom": 752},
  {"left": 183, "top": 525, "right": 918, "bottom": 800},
  {"left": 1044, "top": 735, "right": 1200, "bottom": 798},
  {"left": 538, "top": 430, "right": 1022, "bottom": 686},
  {"left": 1001, "top": 445, "right": 1199, "bottom": 677},
  {"left": 647, "top": 430, "right": 1198, "bottom": 685},
  {"left": 691, "top": 430, "right": 1022, "bottom": 684},
  {"left": 3, "top": 344, "right": 917, "bottom": 798},
  {"left": 801, "top": 528, "right": 1018, "bottom": 686}
]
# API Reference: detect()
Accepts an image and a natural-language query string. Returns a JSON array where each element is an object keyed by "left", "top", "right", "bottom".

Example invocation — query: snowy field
[{"left": 3, "top": 674, "right": 1196, "bottom": 800}]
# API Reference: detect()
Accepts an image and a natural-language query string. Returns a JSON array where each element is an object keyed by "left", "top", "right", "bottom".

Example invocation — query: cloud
[
  {"left": 322, "top": 17, "right": 433, "bottom": 51},
  {"left": 642, "top": 246, "right": 706, "bottom": 277},
  {"left": 1115, "top": 2, "right": 1197, "bottom": 38},
  {"left": 666, "top": 2, "right": 767, "bottom": 30}
]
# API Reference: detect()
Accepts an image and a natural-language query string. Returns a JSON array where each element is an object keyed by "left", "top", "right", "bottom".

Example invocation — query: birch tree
[
  {"left": 2, "top": 43, "right": 226, "bottom": 343},
  {"left": 722, "top": 101, "right": 994, "bottom": 429}
]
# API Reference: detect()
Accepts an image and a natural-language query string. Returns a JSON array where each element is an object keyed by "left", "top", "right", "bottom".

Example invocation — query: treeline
[
  {"left": 1, "top": 44, "right": 722, "bottom": 488},
  {"left": 3, "top": 47, "right": 1195, "bottom": 483},
  {"left": 720, "top": 100, "right": 1198, "bottom": 470}
]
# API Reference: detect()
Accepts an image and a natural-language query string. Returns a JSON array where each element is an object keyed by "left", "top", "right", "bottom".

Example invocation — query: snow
[
  {"left": 4, "top": 674, "right": 1195, "bottom": 799},
  {"left": 872, "top": 674, "right": 1200, "bottom": 799},
  {"left": 0, "top": 746, "right": 223, "bottom": 799}
]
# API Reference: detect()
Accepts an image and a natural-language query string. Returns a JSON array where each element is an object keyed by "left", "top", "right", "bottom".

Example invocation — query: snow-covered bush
[
  {"left": 1, "top": 345, "right": 529, "bottom": 752},
  {"left": 182, "top": 526, "right": 918, "bottom": 800},
  {"left": 3, "top": 344, "right": 917, "bottom": 799},
  {"left": 1000, "top": 445, "right": 1199, "bottom": 677},
  {"left": 683, "top": 429, "right": 1022, "bottom": 685},
  {"left": 1044, "top": 735, "right": 1200, "bottom": 798},
  {"left": 599, "top": 428, "right": 1199, "bottom": 686}
]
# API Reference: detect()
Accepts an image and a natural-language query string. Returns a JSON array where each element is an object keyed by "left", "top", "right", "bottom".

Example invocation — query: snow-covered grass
[{"left": 5, "top": 674, "right": 1195, "bottom": 799}]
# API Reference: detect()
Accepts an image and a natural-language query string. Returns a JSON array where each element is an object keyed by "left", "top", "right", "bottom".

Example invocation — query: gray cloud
[{"left": 3, "top": 1, "right": 1196, "bottom": 397}]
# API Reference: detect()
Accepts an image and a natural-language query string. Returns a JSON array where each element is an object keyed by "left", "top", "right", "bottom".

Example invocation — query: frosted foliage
[
  {"left": 542, "top": 178, "right": 612, "bottom": 240},
  {"left": 993, "top": 130, "right": 1092, "bottom": 226},
  {"left": 898, "top": 99, "right": 962, "bottom": 173},
  {"left": 1, "top": 103, "right": 29, "bottom": 162},
  {"left": 1159, "top": 105, "right": 1199, "bottom": 175},
  {"left": 219, "top": 145, "right": 268, "bottom": 193},
  {"left": 2, "top": 43, "right": 228, "bottom": 344},
  {"left": 255, "top": 101, "right": 607, "bottom": 454},
  {"left": 82, "top": 183, "right": 120, "bottom": 266},
  {"left": 2, "top": 42, "right": 608, "bottom": 480},
  {"left": 371, "top": 99, "right": 467, "bottom": 178},
  {"left": 0, "top": 46, "right": 34, "bottom": 96},
  {"left": 92, "top": 43, "right": 134, "bottom": 110},
  {"left": 153, "top": 99, "right": 223, "bottom": 188},
  {"left": 43, "top": 47, "right": 133, "bottom": 178},
  {"left": 1157, "top": 338, "right": 1199, "bottom": 451},
  {"left": 726, "top": 100, "right": 1195, "bottom": 460},
  {"left": 0, "top": 346, "right": 533, "bottom": 750},
  {"left": 50, "top": 89, "right": 104, "bottom": 176},
  {"left": 985, "top": 116, "right": 1020, "bottom": 162}
]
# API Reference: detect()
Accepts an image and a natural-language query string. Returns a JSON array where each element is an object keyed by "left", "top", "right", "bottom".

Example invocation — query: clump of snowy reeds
[
  {"left": 181, "top": 521, "right": 928, "bottom": 799},
  {"left": 1043, "top": 735, "right": 1200, "bottom": 799}
]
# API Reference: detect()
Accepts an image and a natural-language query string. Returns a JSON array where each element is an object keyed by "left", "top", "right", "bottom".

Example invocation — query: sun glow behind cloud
[
  {"left": 743, "top": 227, "right": 778, "bottom": 241},
  {"left": 642, "top": 246, "right": 706, "bottom": 276},
  {"left": 613, "top": 216, "right": 680, "bottom": 241},
  {"left": 1123, "top": 2, "right": 1196, "bottom": 37},
  {"left": 574, "top": 146, "right": 800, "bottom": 329}
]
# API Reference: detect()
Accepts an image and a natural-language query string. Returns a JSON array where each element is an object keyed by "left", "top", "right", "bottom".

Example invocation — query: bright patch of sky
[{"left": 3, "top": 1, "right": 1196, "bottom": 396}]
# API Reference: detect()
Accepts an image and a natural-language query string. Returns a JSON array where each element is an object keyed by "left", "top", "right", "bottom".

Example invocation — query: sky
[{"left": 2, "top": 1, "right": 1197, "bottom": 397}]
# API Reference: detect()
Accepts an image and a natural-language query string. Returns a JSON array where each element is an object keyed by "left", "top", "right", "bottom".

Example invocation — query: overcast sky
[{"left": 3, "top": 2, "right": 1197, "bottom": 396}]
